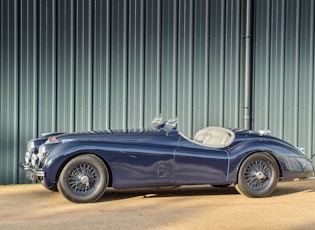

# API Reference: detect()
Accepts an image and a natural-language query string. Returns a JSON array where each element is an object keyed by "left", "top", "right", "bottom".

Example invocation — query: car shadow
[
  {"left": 97, "top": 185, "right": 238, "bottom": 202},
  {"left": 97, "top": 180, "right": 315, "bottom": 202},
  {"left": 270, "top": 180, "right": 315, "bottom": 197}
]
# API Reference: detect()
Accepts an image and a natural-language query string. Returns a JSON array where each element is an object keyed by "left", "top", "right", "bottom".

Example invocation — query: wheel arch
[
  {"left": 235, "top": 151, "right": 282, "bottom": 184},
  {"left": 42, "top": 140, "right": 117, "bottom": 189},
  {"left": 53, "top": 152, "right": 114, "bottom": 188}
]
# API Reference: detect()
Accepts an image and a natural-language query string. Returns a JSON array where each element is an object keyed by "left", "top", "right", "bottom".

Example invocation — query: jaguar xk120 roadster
[{"left": 20, "top": 118, "right": 314, "bottom": 203}]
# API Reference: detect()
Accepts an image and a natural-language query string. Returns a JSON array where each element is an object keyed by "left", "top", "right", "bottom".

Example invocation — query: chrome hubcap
[
  {"left": 255, "top": 171, "right": 265, "bottom": 180},
  {"left": 80, "top": 175, "right": 89, "bottom": 185}
]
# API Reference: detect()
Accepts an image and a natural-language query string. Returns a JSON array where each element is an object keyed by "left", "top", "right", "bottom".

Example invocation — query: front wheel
[
  {"left": 57, "top": 154, "right": 109, "bottom": 203},
  {"left": 235, "top": 152, "right": 279, "bottom": 198}
]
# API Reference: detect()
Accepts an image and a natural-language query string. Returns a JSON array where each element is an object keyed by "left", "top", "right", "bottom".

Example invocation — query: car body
[{"left": 20, "top": 118, "right": 314, "bottom": 203}]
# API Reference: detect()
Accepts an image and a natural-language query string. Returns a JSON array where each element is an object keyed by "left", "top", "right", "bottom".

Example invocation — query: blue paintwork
[{"left": 23, "top": 126, "right": 314, "bottom": 190}]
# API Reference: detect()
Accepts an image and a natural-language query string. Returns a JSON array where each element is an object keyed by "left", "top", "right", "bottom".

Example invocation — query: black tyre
[
  {"left": 57, "top": 154, "right": 109, "bottom": 203},
  {"left": 235, "top": 152, "right": 279, "bottom": 198}
]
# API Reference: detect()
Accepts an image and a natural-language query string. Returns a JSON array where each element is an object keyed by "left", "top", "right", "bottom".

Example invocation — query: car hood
[{"left": 52, "top": 129, "right": 167, "bottom": 144}]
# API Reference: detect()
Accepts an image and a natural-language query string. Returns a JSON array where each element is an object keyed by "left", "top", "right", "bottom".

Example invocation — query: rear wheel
[
  {"left": 57, "top": 154, "right": 109, "bottom": 203},
  {"left": 235, "top": 152, "right": 279, "bottom": 198}
]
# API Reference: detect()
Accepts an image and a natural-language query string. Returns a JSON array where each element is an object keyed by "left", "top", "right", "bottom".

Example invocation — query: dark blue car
[{"left": 20, "top": 118, "right": 314, "bottom": 203}]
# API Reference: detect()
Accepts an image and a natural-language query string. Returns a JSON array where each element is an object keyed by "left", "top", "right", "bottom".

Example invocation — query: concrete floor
[{"left": 1, "top": 179, "right": 315, "bottom": 229}]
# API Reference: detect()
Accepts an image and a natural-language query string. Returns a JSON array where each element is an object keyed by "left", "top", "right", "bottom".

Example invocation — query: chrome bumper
[{"left": 19, "top": 162, "right": 45, "bottom": 180}]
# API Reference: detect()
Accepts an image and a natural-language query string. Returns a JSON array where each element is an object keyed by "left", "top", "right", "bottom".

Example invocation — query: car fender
[
  {"left": 42, "top": 140, "right": 123, "bottom": 188},
  {"left": 227, "top": 139, "right": 311, "bottom": 182}
]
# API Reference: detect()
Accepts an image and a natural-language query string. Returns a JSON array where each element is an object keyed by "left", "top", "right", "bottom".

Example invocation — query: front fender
[{"left": 42, "top": 140, "right": 115, "bottom": 188}]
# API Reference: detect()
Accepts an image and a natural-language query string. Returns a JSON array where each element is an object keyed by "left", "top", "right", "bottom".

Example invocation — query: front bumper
[{"left": 19, "top": 162, "right": 45, "bottom": 181}]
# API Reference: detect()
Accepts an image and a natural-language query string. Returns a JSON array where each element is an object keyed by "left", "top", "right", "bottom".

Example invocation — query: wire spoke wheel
[
  {"left": 244, "top": 160, "right": 271, "bottom": 190},
  {"left": 235, "top": 153, "right": 279, "bottom": 198},
  {"left": 68, "top": 163, "right": 99, "bottom": 196},
  {"left": 58, "top": 154, "right": 109, "bottom": 203}
]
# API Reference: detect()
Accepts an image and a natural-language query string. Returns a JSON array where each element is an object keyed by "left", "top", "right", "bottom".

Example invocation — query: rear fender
[{"left": 227, "top": 140, "right": 302, "bottom": 182}]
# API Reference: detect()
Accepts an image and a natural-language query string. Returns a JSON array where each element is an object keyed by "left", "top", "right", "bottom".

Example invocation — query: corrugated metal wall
[
  {"left": 252, "top": 0, "right": 315, "bottom": 159},
  {"left": 0, "top": 0, "right": 314, "bottom": 185}
]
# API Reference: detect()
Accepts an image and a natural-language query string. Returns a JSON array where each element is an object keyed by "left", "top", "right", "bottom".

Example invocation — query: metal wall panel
[
  {"left": 93, "top": 0, "right": 111, "bottom": 129},
  {"left": 0, "top": 0, "right": 20, "bottom": 184},
  {"left": 253, "top": 0, "right": 315, "bottom": 159},
  {"left": 38, "top": 0, "right": 57, "bottom": 134},
  {"left": 56, "top": 0, "right": 76, "bottom": 133},
  {"left": 1, "top": 0, "right": 314, "bottom": 184}
]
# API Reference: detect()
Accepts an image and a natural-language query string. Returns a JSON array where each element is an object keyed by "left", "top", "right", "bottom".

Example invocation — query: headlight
[
  {"left": 38, "top": 145, "right": 47, "bottom": 163},
  {"left": 25, "top": 151, "right": 32, "bottom": 164},
  {"left": 37, "top": 142, "right": 59, "bottom": 166},
  {"left": 27, "top": 141, "right": 36, "bottom": 151},
  {"left": 37, "top": 151, "right": 46, "bottom": 163},
  {"left": 31, "top": 153, "right": 38, "bottom": 167}
]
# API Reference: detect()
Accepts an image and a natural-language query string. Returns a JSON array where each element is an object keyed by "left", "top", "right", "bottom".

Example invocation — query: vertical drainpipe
[{"left": 244, "top": 0, "right": 253, "bottom": 130}]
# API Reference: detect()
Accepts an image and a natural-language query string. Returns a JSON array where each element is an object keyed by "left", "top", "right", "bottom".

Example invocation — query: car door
[
  {"left": 109, "top": 137, "right": 178, "bottom": 189},
  {"left": 174, "top": 137, "right": 230, "bottom": 185}
]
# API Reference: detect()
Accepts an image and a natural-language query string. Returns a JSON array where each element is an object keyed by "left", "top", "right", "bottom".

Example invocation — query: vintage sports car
[{"left": 20, "top": 118, "right": 314, "bottom": 203}]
